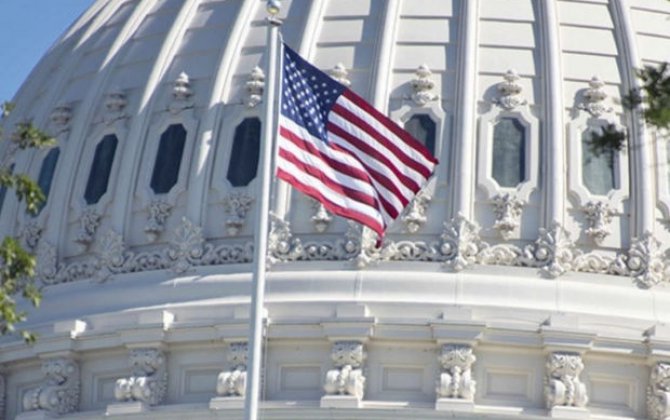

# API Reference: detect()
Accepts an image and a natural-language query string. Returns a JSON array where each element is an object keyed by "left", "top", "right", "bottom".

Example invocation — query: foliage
[
  {"left": 0, "top": 101, "right": 56, "bottom": 343},
  {"left": 587, "top": 123, "right": 627, "bottom": 157}
]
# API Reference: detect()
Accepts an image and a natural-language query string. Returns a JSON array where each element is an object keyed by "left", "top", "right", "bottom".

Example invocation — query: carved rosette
[
  {"left": 104, "top": 88, "right": 127, "bottom": 124},
  {"left": 324, "top": 341, "right": 366, "bottom": 399},
  {"left": 245, "top": 66, "right": 265, "bottom": 108},
  {"left": 75, "top": 208, "right": 102, "bottom": 247},
  {"left": 436, "top": 345, "right": 476, "bottom": 400},
  {"left": 23, "top": 358, "right": 80, "bottom": 416},
  {"left": 144, "top": 199, "right": 173, "bottom": 241},
  {"left": 494, "top": 70, "right": 527, "bottom": 110},
  {"left": 492, "top": 193, "right": 523, "bottom": 240},
  {"left": 648, "top": 362, "right": 670, "bottom": 420},
  {"left": 268, "top": 214, "right": 303, "bottom": 263},
  {"left": 223, "top": 193, "right": 253, "bottom": 236},
  {"left": 169, "top": 72, "right": 194, "bottom": 114},
  {"left": 410, "top": 64, "right": 438, "bottom": 106},
  {"left": 310, "top": 199, "right": 333, "bottom": 233},
  {"left": 582, "top": 201, "right": 614, "bottom": 245},
  {"left": 168, "top": 218, "right": 206, "bottom": 274},
  {"left": 440, "top": 214, "right": 484, "bottom": 272},
  {"left": 578, "top": 76, "right": 612, "bottom": 117},
  {"left": 544, "top": 352, "right": 588, "bottom": 408},
  {"left": 329, "top": 63, "right": 352, "bottom": 87},
  {"left": 627, "top": 231, "right": 667, "bottom": 288},
  {"left": 217, "top": 342, "right": 248, "bottom": 397},
  {"left": 402, "top": 190, "right": 432, "bottom": 233},
  {"left": 522, "top": 223, "right": 576, "bottom": 278},
  {"left": 115, "top": 348, "right": 167, "bottom": 406}
]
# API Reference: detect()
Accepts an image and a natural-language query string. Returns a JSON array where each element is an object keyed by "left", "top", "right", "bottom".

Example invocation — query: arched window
[
  {"left": 405, "top": 114, "right": 436, "bottom": 156},
  {"left": 492, "top": 118, "right": 525, "bottom": 188},
  {"left": 582, "top": 130, "right": 615, "bottom": 195},
  {"left": 150, "top": 124, "right": 187, "bottom": 194},
  {"left": 227, "top": 117, "right": 261, "bottom": 187},
  {"left": 36, "top": 148, "right": 60, "bottom": 213},
  {"left": 85, "top": 134, "right": 118, "bottom": 205}
]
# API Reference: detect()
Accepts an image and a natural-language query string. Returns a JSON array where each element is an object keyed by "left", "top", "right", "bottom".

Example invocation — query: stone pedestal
[
  {"left": 550, "top": 406, "right": 590, "bottom": 419},
  {"left": 16, "top": 411, "right": 55, "bottom": 420},
  {"left": 320, "top": 395, "right": 362, "bottom": 409},
  {"left": 435, "top": 398, "right": 475, "bottom": 412},
  {"left": 209, "top": 396, "right": 245, "bottom": 410},
  {"left": 106, "top": 401, "right": 150, "bottom": 416}
]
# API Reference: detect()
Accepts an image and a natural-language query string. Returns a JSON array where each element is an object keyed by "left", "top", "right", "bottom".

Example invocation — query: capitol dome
[{"left": 2, "top": 0, "right": 670, "bottom": 418}]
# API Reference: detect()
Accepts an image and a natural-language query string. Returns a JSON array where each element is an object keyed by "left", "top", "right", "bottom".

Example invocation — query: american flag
[{"left": 276, "top": 45, "right": 438, "bottom": 240}]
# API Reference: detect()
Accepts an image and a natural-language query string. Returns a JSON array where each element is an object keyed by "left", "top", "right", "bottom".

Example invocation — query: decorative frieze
[
  {"left": 22, "top": 358, "right": 80, "bottom": 416},
  {"left": 648, "top": 362, "right": 670, "bottom": 420},
  {"left": 409, "top": 64, "right": 438, "bottom": 106},
  {"left": 74, "top": 208, "right": 102, "bottom": 247},
  {"left": 223, "top": 192, "right": 253, "bottom": 236},
  {"left": 544, "top": 352, "right": 588, "bottom": 408},
  {"left": 440, "top": 214, "right": 484, "bottom": 272},
  {"left": 494, "top": 70, "right": 527, "bottom": 110},
  {"left": 582, "top": 201, "right": 615, "bottom": 245},
  {"left": 144, "top": 199, "right": 173, "bottom": 241},
  {"left": 329, "top": 63, "right": 351, "bottom": 87},
  {"left": 522, "top": 223, "right": 576, "bottom": 278},
  {"left": 245, "top": 66, "right": 265, "bottom": 108},
  {"left": 402, "top": 190, "right": 432, "bottom": 233},
  {"left": 492, "top": 193, "right": 523, "bottom": 240},
  {"left": 578, "top": 76, "right": 612, "bottom": 117},
  {"left": 115, "top": 348, "right": 167, "bottom": 406},
  {"left": 324, "top": 341, "right": 366, "bottom": 399},
  {"left": 216, "top": 342, "right": 247, "bottom": 397},
  {"left": 436, "top": 345, "right": 476, "bottom": 400}
]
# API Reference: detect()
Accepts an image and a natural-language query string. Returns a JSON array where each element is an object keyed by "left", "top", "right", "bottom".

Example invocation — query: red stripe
[
  {"left": 279, "top": 126, "right": 400, "bottom": 220},
  {"left": 277, "top": 168, "right": 386, "bottom": 238},
  {"left": 332, "top": 102, "right": 433, "bottom": 180},
  {"left": 328, "top": 121, "right": 419, "bottom": 197},
  {"left": 342, "top": 89, "right": 439, "bottom": 165}
]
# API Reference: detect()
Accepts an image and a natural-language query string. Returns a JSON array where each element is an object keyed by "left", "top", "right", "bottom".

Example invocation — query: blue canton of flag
[{"left": 276, "top": 44, "right": 438, "bottom": 241}]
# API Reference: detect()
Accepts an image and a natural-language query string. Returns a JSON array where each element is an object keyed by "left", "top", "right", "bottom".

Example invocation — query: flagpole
[{"left": 244, "top": 2, "right": 281, "bottom": 420}]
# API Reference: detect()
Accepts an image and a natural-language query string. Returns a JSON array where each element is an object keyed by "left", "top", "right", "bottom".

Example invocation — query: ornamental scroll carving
[
  {"left": 75, "top": 208, "right": 102, "bottom": 247},
  {"left": 144, "top": 199, "right": 173, "bottom": 241},
  {"left": 324, "top": 341, "right": 366, "bottom": 399},
  {"left": 440, "top": 214, "right": 484, "bottom": 272},
  {"left": 168, "top": 72, "right": 194, "bottom": 114},
  {"left": 402, "top": 189, "right": 432, "bottom": 233},
  {"left": 20, "top": 221, "right": 42, "bottom": 251},
  {"left": 22, "top": 358, "right": 80, "bottom": 416},
  {"left": 216, "top": 342, "right": 247, "bottom": 397},
  {"left": 582, "top": 201, "right": 614, "bottom": 245},
  {"left": 410, "top": 64, "right": 438, "bottom": 106},
  {"left": 578, "top": 76, "right": 613, "bottom": 118},
  {"left": 436, "top": 345, "right": 476, "bottom": 400},
  {"left": 544, "top": 352, "right": 588, "bottom": 408},
  {"left": 223, "top": 192, "right": 253, "bottom": 236},
  {"left": 648, "top": 362, "right": 670, "bottom": 420},
  {"left": 114, "top": 348, "right": 167, "bottom": 406},
  {"left": 310, "top": 200, "right": 332, "bottom": 233},
  {"left": 521, "top": 223, "right": 576, "bottom": 278},
  {"left": 493, "top": 70, "right": 527, "bottom": 110},
  {"left": 626, "top": 231, "right": 668, "bottom": 288},
  {"left": 492, "top": 193, "right": 523, "bottom": 240},
  {"left": 245, "top": 66, "right": 265, "bottom": 108}
]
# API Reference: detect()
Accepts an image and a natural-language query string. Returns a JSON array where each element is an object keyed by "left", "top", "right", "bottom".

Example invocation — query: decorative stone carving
[
  {"left": 310, "top": 200, "right": 332, "bottom": 233},
  {"left": 436, "top": 345, "right": 476, "bottom": 400},
  {"left": 168, "top": 217, "right": 206, "bottom": 275},
  {"left": 544, "top": 352, "right": 588, "bottom": 408},
  {"left": 329, "top": 63, "right": 351, "bottom": 87},
  {"left": 522, "top": 223, "right": 576, "bottom": 278},
  {"left": 410, "top": 64, "right": 438, "bottom": 106},
  {"left": 582, "top": 201, "right": 615, "bottom": 245},
  {"left": 440, "top": 214, "right": 484, "bottom": 272},
  {"left": 647, "top": 362, "right": 670, "bottom": 420},
  {"left": 23, "top": 358, "right": 80, "bottom": 416},
  {"left": 268, "top": 214, "right": 303, "bottom": 263},
  {"left": 578, "top": 76, "right": 612, "bottom": 117},
  {"left": 216, "top": 342, "right": 247, "bottom": 397},
  {"left": 494, "top": 70, "right": 527, "bottom": 110},
  {"left": 492, "top": 193, "right": 523, "bottom": 240},
  {"left": 402, "top": 189, "right": 432, "bottom": 233},
  {"left": 627, "top": 231, "right": 666, "bottom": 288},
  {"left": 223, "top": 192, "right": 253, "bottom": 236},
  {"left": 74, "top": 208, "right": 102, "bottom": 247},
  {"left": 115, "top": 348, "right": 167, "bottom": 406},
  {"left": 20, "top": 221, "right": 42, "bottom": 251},
  {"left": 50, "top": 103, "right": 73, "bottom": 130},
  {"left": 95, "top": 229, "right": 127, "bottom": 282},
  {"left": 144, "top": 199, "right": 173, "bottom": 241},
  {"left": 36, "top": 240, "right": 59, "bottom": 283},
  {"left": 168, "top": 72, "right": 194, "bottom": 114},
  {"left": 104, "top": 88, "right": 127, "bottom": 123},
  {"left": 245, "top": 66, "right": 265, "bottom": 108},
  {"left": 324, "top": 341, "right": 366, "bottom": 399},
  {"left": 477, "top": 243, "right": 521, "bottom": 266}
]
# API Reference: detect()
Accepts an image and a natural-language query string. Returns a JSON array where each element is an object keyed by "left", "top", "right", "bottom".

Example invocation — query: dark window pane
[
  {"left": 84, "top": 134, "right": 118, "bottom": 205},
  {"left": 582, "top": 130, "right": 615, "bottom": 195},
  {"left": 37, "top": 148, "right": 60, "bottom": 213},
  {"left": 405, "top": 114, "right": 436, "bottom": 156},
  {"left": 0, "top": 164, "right": 15, "bottom": 215},
  {"left": 492, "top": 118, "right": 525, "bottom": 188},
  {"left": 150, "top": 124, "right": 187, "bottom": 194},
  {"left": 227, "top": 117, "right": 261, "bottom": 187}
]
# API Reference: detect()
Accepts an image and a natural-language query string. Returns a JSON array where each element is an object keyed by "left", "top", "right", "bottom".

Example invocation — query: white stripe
[
  {"left": 336, "top": 95, "right": 437, "bottom": 171},
  {"left": 329, "top": 110, "right": 429, "bottom": 190},
  {"left": 277, "top": 157, "right": 387, "bottom": 227}
]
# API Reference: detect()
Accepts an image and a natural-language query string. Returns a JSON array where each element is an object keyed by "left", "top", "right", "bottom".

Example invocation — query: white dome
[{"left": 1, "top": 0, "right": 670, "bottom": 418}]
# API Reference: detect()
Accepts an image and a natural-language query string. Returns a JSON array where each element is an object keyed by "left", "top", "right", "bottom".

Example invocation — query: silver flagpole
[{"left": 244, "top": 1, "right": 282, "bottom": 420}]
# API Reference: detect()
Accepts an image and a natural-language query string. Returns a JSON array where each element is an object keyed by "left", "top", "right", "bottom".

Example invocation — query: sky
[{"left": 0, "top": 0, "right": 95, "bottom": 102}]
